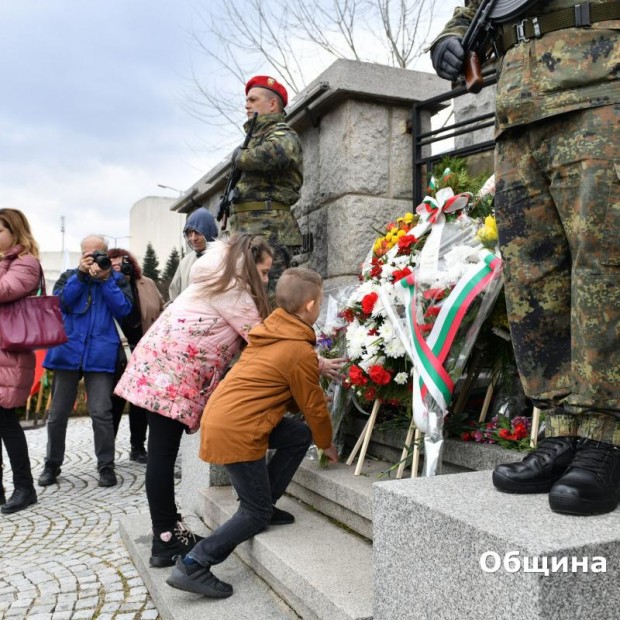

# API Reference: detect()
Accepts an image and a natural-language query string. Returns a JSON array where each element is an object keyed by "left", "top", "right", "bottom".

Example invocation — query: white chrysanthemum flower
[
  {"left": 346, "top": 321, "right": 366, "bottom": 359},
  {"left": 384, "top": 337, "right": 407, "bottom": 359},
  {"left": 394, "top": 372, "right": 409, "bottom": 385}
]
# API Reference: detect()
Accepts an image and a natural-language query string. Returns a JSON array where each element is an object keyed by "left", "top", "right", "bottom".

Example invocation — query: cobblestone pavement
[{"left": 0, "top": 416, "right": 161, "bottom": 620}]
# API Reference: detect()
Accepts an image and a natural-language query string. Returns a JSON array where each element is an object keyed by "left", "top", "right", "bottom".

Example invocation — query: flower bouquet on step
[
  {"left": 340, "top": 211, "right": 421, "bottom": 412},
  {"left": 314, "top": 285, "right": 356, "bottom": 467},
  {"left": 379, "top": 168, "right": 503, "bottom": 475}
]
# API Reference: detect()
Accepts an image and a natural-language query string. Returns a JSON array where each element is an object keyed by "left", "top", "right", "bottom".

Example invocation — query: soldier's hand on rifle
[
  {"left": 431, "top": 37, "right": 465, "bottom": 81},
  {"left": 232, "top": 146, "right": 244, "bottom": 165}
]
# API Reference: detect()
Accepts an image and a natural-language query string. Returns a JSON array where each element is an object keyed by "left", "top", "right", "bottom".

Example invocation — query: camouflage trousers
[
  {"left": 494, "top": 104, "right": 620, "bottom": 444},
  {"left": 228, "top": 210, "right": 302, "bottom": 303}
]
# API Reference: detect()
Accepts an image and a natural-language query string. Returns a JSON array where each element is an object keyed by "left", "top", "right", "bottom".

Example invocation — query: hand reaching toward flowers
[
  {"left": 318, "top": 356, "right": 347, "bottom": 381},
  {"left": 322, "top": 443, "right": 339, "bottom": 463}
]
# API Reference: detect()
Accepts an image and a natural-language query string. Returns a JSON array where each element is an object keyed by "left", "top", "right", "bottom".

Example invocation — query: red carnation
[
  {"left": 498, "top": 428, "right": 510, "bottom": 439},
  {"left": 363, "top": 386, "right": 377, "bottom": 401},
  {"left": 397, "top": 235, "right": 417, "bottom": 253},
  {"left": 348, "top": 365, "right": 368, "bottom": 386},
  {"left": 513, "top": 423, "right": 528, "bottom": 440},
  {"left": 368, "top": 365, "right": 392, "bottom": 385},
  {"left": 370, "top": 258, "right": 383, "bottom": 279},
  {"left": 423, "top": 288, "right": 447, "bottom": 301},
  {"left": 461, "top": 432, "right": 472, "bottom": 441},
  {"left": 339, "top": 308, "right": 355, "bottom": 324},
  {"left": 392, "top": 266, "right": 413, "bottom": 283},
  {"left": 361, "top": 292, "right": 379, "bottom": 315}
]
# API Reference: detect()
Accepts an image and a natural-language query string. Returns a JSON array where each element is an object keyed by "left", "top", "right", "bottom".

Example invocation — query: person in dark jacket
[
  {"left": 168, "top": 209, "right": 218, "bottom": 301},
  {"left": 39, "top": 235, "right": 133, "bottom": 488}
]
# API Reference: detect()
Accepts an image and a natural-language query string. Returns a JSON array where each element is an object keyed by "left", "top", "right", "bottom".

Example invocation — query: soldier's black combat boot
[
  {"left": 549, "top": 439, "right": 620, "bottom": 516},
  {"left": 492, "top": 436, "right": 579, "bottom": 493}
]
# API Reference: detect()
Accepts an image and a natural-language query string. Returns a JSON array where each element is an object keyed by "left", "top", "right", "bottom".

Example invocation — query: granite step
[
  {"left": 374, "top": 470, "right": 620, "bottom": 620},
  {"left": 343, "top": 417, "right": 524, "bottom": 473},
  {"left": 119, "top": 513, "right": 298, "bottom": 620},
  {"left": 289, "top": 454, "right": 470, "bottom": 540},
  {"left": 199, "top": 486, "right": 374, "bottom": 620}
]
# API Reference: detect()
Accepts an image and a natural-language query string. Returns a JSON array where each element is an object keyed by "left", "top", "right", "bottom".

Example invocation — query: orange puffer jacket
[{"left": 199, "top": 307, "right": 333, "bottom": 465}]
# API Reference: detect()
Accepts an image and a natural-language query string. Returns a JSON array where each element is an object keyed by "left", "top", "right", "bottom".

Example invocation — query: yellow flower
[
  {"left": 396, "top": 229, "right": 406, "bottom": 238},
  {"left": 403, "top": 212, "right": 415, "bottom": 223},
  {"left": 476, "top": 215, "right": 498, "bottom": 246}
]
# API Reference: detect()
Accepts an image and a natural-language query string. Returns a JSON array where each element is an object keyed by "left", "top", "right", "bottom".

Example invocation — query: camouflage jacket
[
  {"left": 235, "top": 112, "right": 303, "bottom": 205},
  {"left": 433, "top": 0, "right": 620, "bottom": 135}
]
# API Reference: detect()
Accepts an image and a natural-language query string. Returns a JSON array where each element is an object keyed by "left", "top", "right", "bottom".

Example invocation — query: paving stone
[{"left": 0, "top": 417, "right": 160, "bottom": 619}]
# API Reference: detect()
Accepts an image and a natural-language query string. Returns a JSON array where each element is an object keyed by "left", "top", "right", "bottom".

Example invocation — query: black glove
[
  {"left": 431, "top": 37, "right": 465, "bottom": 81},
  {"left": 232, "top": 146, "right": 244, "bottom": 165}
]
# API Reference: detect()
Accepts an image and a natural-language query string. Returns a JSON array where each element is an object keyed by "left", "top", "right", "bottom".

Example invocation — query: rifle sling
[
  {"left": 233, "top": 201, "right": 290, "bottom": 214},
  {"left": 497, "top": 1, "right": 620, "bottom": 54}
]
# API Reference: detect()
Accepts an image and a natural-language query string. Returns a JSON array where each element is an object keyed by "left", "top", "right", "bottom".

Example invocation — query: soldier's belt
[
  {"left": 497, "top": 2, "right": 620, "bottom": 54},
  {"left": 232, "top": 201, "right": 290, "bottom": 214}
]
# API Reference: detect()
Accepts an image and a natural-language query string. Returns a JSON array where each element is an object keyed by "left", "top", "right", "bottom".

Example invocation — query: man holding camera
[{"left": 40, "top": 235, "right": 133, "bottom": 488}]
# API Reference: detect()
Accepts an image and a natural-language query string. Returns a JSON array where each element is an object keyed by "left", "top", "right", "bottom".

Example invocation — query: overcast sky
[
  {"left": 0, "top": 1, "right": 457, "bottom": 254},
  {"left": 0, "top": 0, "right": 219, "bottom": 253}
]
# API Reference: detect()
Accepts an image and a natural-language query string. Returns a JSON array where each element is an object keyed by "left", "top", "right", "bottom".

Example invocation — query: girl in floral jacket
[{"left": 114, "top": 233, "right": 273, "bottom": 568}]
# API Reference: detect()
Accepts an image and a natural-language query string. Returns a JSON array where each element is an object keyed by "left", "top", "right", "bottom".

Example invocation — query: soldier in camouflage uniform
[
  {"left": 229, "top": 75, "right": 303, "bottom": 301},
  {"left": 431, "top": 0, "right": 620, "bottom": 515}
]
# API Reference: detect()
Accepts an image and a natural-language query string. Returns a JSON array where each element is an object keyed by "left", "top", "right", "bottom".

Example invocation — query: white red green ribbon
[{"left": 400, "top": 250, "right": 502, "bottom": 413}]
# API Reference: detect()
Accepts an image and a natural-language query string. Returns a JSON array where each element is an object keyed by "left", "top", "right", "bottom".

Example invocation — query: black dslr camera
[
  {"left": 120, "top": 256, "right": 135, "bottom": 278},
  {"left": 90, "top": 250, "right": 111, "bottom": 270}
]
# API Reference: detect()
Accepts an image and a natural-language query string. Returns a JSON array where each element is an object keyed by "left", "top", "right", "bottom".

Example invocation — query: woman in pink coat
[
  {"left": 114, "top": 233, "right": 273, "bottom": 568},
  {"left": 0, "top": 208, "right": 41, "bottom": 514}
]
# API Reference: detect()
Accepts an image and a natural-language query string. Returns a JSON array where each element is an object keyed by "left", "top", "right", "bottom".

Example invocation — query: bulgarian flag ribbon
[{"left": 400, "top": 250, "right": 502, "bottom": 414}]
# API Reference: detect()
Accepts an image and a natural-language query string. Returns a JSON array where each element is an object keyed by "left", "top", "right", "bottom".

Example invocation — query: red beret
[{"left": 245, "top": 75, "right": 288, "bottom": 108}]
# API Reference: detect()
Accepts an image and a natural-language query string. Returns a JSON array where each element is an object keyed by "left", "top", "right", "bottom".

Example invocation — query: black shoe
[
  {"left": 98, "top": 466, "right": 117, "bottom": 487},
  {"left": 150, "top": 520, "right": 204, "bottom": 568},
  {"left": 492, "top": 436, "right": 579, "bottom": 494},
  {"left": 38, "top": 462, "right": 61, "bottom": 487},
  {"left": 549, "top": 440, "right": 620, "bottom": 516},
  {"left": 129, "top": 446, "right": 148, "bottom": 464},
  {"left": 1, "top": 487, "right": 37, "bottom": 514},
  {"left": 166, "top": 556, "right": 233, "bottom": 598},
  {"left": 270, "top": 506, "right": 295, "bottom": 525}
]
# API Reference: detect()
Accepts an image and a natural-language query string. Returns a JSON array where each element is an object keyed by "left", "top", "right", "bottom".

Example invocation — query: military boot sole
[
  {"left": 492, "top": 470, "right": 560, "bottom": 494},
  {"left": 549, "top": 490, "right": 620, "bottom": 516}
]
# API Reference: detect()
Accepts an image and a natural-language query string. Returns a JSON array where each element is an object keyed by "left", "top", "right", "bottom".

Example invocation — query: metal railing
[{"left": 412, "top": 74, "right": 497, "bottom": 204}]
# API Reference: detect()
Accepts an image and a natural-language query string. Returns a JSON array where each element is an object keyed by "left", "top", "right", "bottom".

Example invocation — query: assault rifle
[
  {"left": 462, "top": 0, "right": 498, "bottom": 93},
  {"left": 217, "top": 111, "right": 258, "bottom": 230}
]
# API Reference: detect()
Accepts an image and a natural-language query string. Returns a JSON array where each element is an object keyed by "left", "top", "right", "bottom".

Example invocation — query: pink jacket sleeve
[
  {"left": 0, "top": 255, "right": 41, "bottom": 303},
  {"left": 212, "top": 288, "right": 262, "bottom": 341}
]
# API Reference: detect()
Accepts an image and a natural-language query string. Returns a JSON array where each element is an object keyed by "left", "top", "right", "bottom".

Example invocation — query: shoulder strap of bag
[{"left": 114, "top": 318, "right": 132, "bottom": 360}]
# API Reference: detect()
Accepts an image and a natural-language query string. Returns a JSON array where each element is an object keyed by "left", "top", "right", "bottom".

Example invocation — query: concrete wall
[{"left": 129, "top": 196, "right": 186, "bottom": 264}]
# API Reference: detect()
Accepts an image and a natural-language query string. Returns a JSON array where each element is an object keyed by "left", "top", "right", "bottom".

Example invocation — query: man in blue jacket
[{"left": 39, "top": 235, "right": 133, "bottom": 488}]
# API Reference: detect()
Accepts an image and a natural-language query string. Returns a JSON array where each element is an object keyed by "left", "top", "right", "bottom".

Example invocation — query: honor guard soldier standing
[
  {"left": 228, "top": 75, "right": 303, "bottom": 298},
  {"left": 431, "top": 0, "right": 620, "bottom": 515}
]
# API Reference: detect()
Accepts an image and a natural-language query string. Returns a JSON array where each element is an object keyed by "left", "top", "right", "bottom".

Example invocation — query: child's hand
[
  {"left": 322, "top": 443, "right": 339, "bottom": 464},
  {"left": 318, "top": 356, "right": 347, "bottom": 381}
]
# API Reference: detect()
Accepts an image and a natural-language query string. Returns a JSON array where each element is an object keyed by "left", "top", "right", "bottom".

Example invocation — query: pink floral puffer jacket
[
  {"left": 114, "top": 241, "right": 262, "bottom": 432},
  {"left": 0, "top": 246, "right": 41, "bottom": 409}
]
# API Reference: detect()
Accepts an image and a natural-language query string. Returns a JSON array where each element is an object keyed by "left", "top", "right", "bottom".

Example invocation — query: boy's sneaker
[
  {"left": 166, "top": 556, "right": 232, "bottom": 598},
  {"left": 38, "top": 462, "right": 61, "bottom": 487},
  {"left": 150, "top": 520, "right": 204, "bottom": 568}
]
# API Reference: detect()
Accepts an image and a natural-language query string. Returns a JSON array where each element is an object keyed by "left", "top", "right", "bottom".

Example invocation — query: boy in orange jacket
[{"left": 166, "top": 267, "right": 339, "bottom": 598}]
